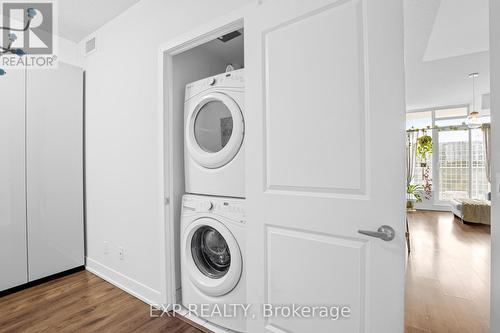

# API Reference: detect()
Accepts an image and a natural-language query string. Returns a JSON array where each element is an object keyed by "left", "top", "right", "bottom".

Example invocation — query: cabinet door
[
  {"left": 0, "top": 69, "right": 28, "bottom": 291},
  {"left": 26, "top": 63, "right": 84, "bottom": 281}
]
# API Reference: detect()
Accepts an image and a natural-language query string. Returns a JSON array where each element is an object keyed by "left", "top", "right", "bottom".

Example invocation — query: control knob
[{"left": 198, "top": 201, "right": 213, "bottom": 211}]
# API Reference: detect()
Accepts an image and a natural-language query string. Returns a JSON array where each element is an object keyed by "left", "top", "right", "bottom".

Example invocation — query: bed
[{"left": 450, "top": 198, "right": 491, "bottom": 225}]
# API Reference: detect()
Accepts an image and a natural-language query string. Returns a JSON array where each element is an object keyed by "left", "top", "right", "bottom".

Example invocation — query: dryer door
[
  {"left": 183, "top": 217, "right": 242, "bottom": 296},
  {"left": 186, "top": 92, "right": 244, "bottom": 169}
]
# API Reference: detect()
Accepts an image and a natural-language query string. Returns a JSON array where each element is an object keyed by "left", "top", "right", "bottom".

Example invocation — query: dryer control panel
[
  {"left": 206, "top": 70, "right": 244, "bottom": 87},
  {"left": 185, "top": 69, "right": 244, "bottom": 100}
]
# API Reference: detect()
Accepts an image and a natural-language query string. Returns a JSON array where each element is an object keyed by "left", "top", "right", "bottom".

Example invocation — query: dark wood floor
[
  {"left": 0, "top": 271, "right": 205, "bottom": 333},
  {"left": 0, "top": 210, "right": 490, "bottom": 332},
  {"left": 405, "top": 210, "right": 490, "bottom": 333}
]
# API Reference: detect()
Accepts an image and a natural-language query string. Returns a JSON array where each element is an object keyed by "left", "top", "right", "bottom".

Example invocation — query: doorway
[
  {"left": 404, "top": 1, "right": 491, "bottom": 331},
  {"left": 159, "top": 17, "right": 244, "bottom": 312}
]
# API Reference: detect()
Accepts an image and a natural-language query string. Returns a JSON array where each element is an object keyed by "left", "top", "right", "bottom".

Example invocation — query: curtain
[
  {"left": 406, "top": 131, "right": 419, "bottom": 187},
  {"left": 482, "top": 124, "right": 491, "bottom": 183}
]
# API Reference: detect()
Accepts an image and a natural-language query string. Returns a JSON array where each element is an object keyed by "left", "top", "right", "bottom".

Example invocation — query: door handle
[{"left": 358, "top": 225, "right": 395, "bottom": 241}]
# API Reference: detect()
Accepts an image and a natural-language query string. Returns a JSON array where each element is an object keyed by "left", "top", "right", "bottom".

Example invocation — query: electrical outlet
[
  {"left": 118, "top": 247, "right": 124, "bottom": 260},
  {"left": 104, "top": 241, "right": 109, "bottom": 254}
]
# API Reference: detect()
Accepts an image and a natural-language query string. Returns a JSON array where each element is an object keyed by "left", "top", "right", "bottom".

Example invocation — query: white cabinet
[
  {"left": 0, "top": 70, "right": 28, "bottom": 291},
  {"left": 0, "top": 63, "right": 84, "bottom": 292},
  {"left": 26, "top": 63, "right": 84, "bottom": 281}
]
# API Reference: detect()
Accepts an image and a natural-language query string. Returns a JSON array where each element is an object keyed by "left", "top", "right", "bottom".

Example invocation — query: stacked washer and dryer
[{"left": 181, "top": 69, "right": 247, "bottom": 332}]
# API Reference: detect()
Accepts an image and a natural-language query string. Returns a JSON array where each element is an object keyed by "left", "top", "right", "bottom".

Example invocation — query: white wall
[
  {"left": 490, "top": 0, "right": 499, "bottom": 330},
  {"left": 80, "top": 0, "right": 252, "bottom": 304},
  {"left": 414, "top": 194, "right": 450, "bottom": 212},
  {"left": 57, "top": 36, "right": 83, "bottom": 68}
]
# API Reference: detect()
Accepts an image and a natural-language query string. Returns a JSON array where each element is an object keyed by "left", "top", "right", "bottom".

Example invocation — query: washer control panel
[
  {"left": 212, "top": 200, "right": 245, "bottom": 216},
  {"left": 182, "top": 195, "right": 245, "bottom": 223}
]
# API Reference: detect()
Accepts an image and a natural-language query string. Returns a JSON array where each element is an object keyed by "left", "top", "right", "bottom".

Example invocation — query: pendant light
[{"left": 466, "top": 72, "right": 481, "bottom": 129}]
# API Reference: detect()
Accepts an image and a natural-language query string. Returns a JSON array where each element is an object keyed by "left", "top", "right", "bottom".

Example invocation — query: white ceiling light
[{"left": 466, "top": 72, "right": 481, "bottom": 129}]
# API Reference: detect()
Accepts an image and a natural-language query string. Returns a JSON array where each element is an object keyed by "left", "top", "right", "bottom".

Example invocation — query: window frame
[{"left": 406, "top": 104, "right": 490, "bottom": 205}]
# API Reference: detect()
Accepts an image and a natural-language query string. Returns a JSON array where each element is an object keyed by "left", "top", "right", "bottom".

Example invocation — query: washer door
[
  {"left": 183, "top": 217, "right": 242, "bottom": 297},
  {"left": 186, "top": 92, "right": 244, "bottom": 169}
]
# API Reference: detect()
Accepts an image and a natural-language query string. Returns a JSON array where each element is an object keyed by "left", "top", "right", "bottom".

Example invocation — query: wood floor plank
[
  {"left": 405, "top": 210, "right": 490, "bottom": 332},
  {"left": 0, "top": 271, "right": 204, "bottom": 333}
]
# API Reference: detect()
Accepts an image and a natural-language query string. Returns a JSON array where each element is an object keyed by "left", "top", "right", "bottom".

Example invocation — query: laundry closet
[{"left": 166, "top": 28, "right": 246, "bottom": 332}]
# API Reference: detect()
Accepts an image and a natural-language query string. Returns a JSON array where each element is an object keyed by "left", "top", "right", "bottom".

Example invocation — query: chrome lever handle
[{"left": 358, "top": 225, "right": 395, "bottom": 241}]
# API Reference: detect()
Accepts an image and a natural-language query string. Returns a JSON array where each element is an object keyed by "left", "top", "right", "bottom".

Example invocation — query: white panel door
[
  {"left": 245, "top": 0, "right": 406, "bottom": 332},
  {"left": 0, "top": 70, "right": 28, "bottom": 291},
  {"left": 26, "top": 63, "right": 84, "bottom": 281}
]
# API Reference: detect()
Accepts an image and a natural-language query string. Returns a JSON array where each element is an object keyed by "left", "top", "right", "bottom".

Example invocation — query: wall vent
[{"left": 85, "top": 37, "right": 96, "bottom": 56}]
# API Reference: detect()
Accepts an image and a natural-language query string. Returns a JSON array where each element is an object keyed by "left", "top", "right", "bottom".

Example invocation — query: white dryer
[
  {"left": 181, "top": 194, "right": 246, "bottom": 332},
  {"left": 184, "top": 69, "right": 245, "bottom": 198}
]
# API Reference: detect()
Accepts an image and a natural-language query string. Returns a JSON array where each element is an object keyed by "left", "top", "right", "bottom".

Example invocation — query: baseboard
[
  {"left": 414, "top": 204, "right": 451, "bottom": 212},
  {"left": 175, "top": 306, "right": 221, "bottom": 333},
  {"left": 0, "top": 266, "right": 85, "bottom": 298},
  {"left": 85, "top": 257, "right": 163, "bottom": 306}
]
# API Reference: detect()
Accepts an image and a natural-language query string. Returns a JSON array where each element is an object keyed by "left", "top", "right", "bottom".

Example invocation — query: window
[
  {"left": 406, "top": 106, "right": 491, "bottom": 203},
  {"left": 412, "top": 156, "right": 432, "bottom": 187},
  {"left": 435, "top": 107, "right": 468, "bottom": 120},
  {"left": 438, "top": 129, "right": 469, "bottom": 201},
  {"left": 406, "top": 111, "right": 432, "bottom": 130},
  {"left": 471, "top": 129, "right": 490, "bottom": 199}
]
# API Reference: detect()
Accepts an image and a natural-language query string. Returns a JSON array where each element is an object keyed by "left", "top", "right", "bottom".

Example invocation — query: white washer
[
  {"left": 181, "top": 194, "right": 246, "bottom": 332},
  {"left": 184, "top": 69, "right": 245, "bottom": 198}
]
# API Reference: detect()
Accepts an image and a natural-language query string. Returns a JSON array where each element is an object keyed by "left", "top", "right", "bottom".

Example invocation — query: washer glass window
[
  {"left": 191, "top": 226, "right": 231, "bottom": 279},
  {"left": 194, "top": 101, "right": 233, "bottom": 153}
]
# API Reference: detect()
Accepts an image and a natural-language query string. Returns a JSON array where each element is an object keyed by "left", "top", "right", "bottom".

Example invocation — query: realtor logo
[{"left": 2, "top": 2, "right": 53, "bottom": 54}]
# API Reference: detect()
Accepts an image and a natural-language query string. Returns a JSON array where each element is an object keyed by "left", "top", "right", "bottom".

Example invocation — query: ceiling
[
  {"left": 423, "top": 0, "right": 489, "bottom": 61},
  {"left": 58, "top": 0, "right": 141, "bottom": 42},
  {"left": 404, "top": 0, "right": 490, "bottom": 110},
  {"left": 54, "top": 0, "right": 489, "bottom": 109}
]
